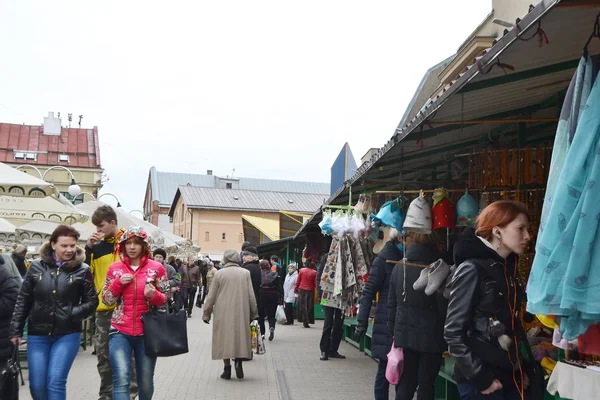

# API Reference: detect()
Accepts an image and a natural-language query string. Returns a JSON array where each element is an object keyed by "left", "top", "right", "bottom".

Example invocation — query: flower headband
[{"left": 119, "top": 226, "right": 149, "bottom": 245}]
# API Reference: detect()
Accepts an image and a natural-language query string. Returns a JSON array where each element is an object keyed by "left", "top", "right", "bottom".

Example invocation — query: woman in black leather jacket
[
  {"left": 10, "top": 225, "right": 98, "bottom": 400},
  {"left": 445, "top": 201, "right": 543, "bottom": 400}
]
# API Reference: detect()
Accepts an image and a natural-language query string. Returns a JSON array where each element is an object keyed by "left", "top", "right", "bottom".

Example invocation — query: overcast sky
[{"left": 0, "top": 1, "right": 491, "bottom": 212}]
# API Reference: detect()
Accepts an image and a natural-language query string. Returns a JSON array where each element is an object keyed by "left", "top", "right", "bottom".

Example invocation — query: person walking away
[
  {"left": 102, "top": 227, "right": 169, "bottom": 400},
  {"left": 241, "top": 247, "right": 262, "bottom": 312},
  {"left": 0, "top": 254, "right": 21, "bottom": 283},
  {"left": 315, "top": 256, "right": 345, "bottom": 361},
  {"left": 85, "top": 205, "right": 138, "bottom": 400},
  {"left": 270, "top": 255, "right": 284, "bottom": 283},
  {"left": 354, "top": 234, "right": 402, "bottom": 400},
  {"left": 0, "top": 252, "right": 19, "bottom": 387},
  {"left": 10, "top": 225, "right": 98, "bottom": 400},
  {"left": 388, "top": 231, "right": 447, "bottom": 400},
  {"left": 283, "top": 263, "right": 298, "bottom": 325},
  {"left": 259, "top": 260, "right": 282, "bottom": 341},
  {"left": 153, "top": 248, "right": 181, "bottom": 311},
  {"left": 445, "top": 201, "right": 543, "bottom": 399},
  {"left": 295, "top": 262, "right": 317, "bottom": 329},
  {"left": 205, "top": 261, "right": 216, "bottom": 294},
  {"left": 180, "top": 258, "right": 201, "bottom": 318},
  {"left": 203, "top": 249, "right": 258, "bottom": 380},
  {"left": 11, "top": 244, "right": 27, "bottom": 278},
  {"left": 198, "top": 259, "right": 209, "bottom": 308}
]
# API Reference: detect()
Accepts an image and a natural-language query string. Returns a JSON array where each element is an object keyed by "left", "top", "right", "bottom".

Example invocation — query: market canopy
[
  {"left": 15, "top": 220, "right": 96, "bottom": 242},
  {"left": 0, "top": 161, "right": 58, "bottom": 198},
  {"left": 0, "top": 193, "right": 89, "bottom": 225},
  {"left": 242, "top": 215, "right": 280, "bottom": 243}
]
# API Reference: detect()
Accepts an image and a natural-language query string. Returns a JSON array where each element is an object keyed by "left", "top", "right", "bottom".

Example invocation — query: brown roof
[{"left": 0, "top": 123, "right": 101, "bottom": 168}]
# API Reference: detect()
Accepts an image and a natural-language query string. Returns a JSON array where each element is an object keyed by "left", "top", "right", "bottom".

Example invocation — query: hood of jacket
[
  {"left": 39, "top": 241, "right": 86, "bottom": 271},
  {"left": 453, "top": 227, "right": 505, "bottom": 267},
  {"left": 405, "top": 243, "right": 441, "bottom": 265}
]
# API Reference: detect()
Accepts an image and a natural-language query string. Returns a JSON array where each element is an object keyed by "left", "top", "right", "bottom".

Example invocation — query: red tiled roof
[{"left": 0, "top": 123, "right": 101, "bottom": 168}]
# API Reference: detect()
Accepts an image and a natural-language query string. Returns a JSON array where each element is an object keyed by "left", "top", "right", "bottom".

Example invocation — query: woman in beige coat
[{"left": 203, "top": 249, "right": 258, "bottom": 380}]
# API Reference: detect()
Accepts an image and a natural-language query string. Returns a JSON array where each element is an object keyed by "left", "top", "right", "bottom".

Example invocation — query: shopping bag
[
  {"left": 385, "top": 342, "right": 404, "bottom": 385},
  {"left": 0, "top": 344, "right": 20, "bottom": 399},
  {"left": 275, "top": 305, "right": 287, "bottom": 324},
  {"left": 250, "top": 320, "right": 266, "bottom": 355},
  {"left": 142, "top": 303, "right": 189, "bottom": 357}
]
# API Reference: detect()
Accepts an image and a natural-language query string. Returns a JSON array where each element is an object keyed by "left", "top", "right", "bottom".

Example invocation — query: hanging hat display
[
  {"left": 370, "top": 198, "right": 405, "bottom": 231},
  {"left": 431, "top": 188, "right": 456, "bottom": 229},
  {"left": 457, "top": 190, "right": 479, "bottom": 227},
  {"left": 403, "top": 194, "right": 432, "bottom": 234}
]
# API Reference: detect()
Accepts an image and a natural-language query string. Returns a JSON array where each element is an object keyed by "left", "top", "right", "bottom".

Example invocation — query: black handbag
[
  {"left": 142, "top": 304, "right": 189, "bottom": 357},
  {"left": 0, "top": 344, "right": 21, "bottom": 400}
]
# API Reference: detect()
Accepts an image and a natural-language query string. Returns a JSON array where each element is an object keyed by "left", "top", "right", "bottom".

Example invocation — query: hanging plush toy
[
  {"left": 456, "top": 190, "right": 479, "bottom": 227},
  {"left": 431, "top": 188, "right": 456, "bottom": 230}
]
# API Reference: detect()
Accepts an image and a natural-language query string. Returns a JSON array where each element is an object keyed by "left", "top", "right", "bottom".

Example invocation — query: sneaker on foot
[{"left": 269, "top": 327, "right": 274, "bottom": 341}]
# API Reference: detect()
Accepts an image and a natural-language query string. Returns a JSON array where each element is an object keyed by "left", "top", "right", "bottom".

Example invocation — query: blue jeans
[
  {"left": 27, "top": 332, "right": 81, "bottom": 400},
  {"left": 457, "top": 380, "right": 522, "bottom": 400},
  {"left": 374, "top": 358, "right": 390, "bottom": 400},
  {"left": 109, "top": 332, "right": 157, "bottom": 400}
]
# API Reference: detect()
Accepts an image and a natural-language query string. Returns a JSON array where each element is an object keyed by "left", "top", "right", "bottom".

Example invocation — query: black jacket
[
  {"left": 388, "top": 242, "right": 447, "bottom": 354},
  {"left": 0, "top": 263, "right": 19, "bottom": 360},
  {"left": 10, "top": 242, "right": 98, "bottom": 338},
  {"left": 444, "top": 227, "right": 539, "bottom": 393},
  {"left": 242, "top": 260, "right": 262, "bottom": 305},
  {"left": 11, "top": 252, "right": 27, "bottom": 278},
  {"left": 357, "top": 242, "right": 400, "bottom": 360}
]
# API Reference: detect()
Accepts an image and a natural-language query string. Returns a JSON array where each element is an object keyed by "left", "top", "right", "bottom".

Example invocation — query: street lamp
[
  {"left": 98, "top": 193, "right": 122, "bottom": 208},
  {"left": 71, "top": 192, "right": 97, "bottom": 203},
  {"left": 128, "top": 210, "right": 145, "bottom": 218},
  {"left": 42, "top": 166, "right": 81, "bottom": 198},
  {"left": 14, "top": 164, "right": 44, "bottom": 179}
]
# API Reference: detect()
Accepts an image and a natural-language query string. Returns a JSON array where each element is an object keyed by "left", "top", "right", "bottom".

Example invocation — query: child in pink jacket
[{"left": 102, "top": 227, "right": 169, "bottom": 400}]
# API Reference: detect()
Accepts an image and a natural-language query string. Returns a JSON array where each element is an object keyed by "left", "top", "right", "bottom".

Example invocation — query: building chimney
[{"left": 207, "top": 170, "right": 213, "bottom": 176}]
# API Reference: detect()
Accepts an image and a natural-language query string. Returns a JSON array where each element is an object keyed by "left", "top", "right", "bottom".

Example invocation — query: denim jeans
[
  {"left": 27, "top": 332, "right": 81, "bottom": 400},
  {"left": 457, "top": 380, "right": 522, "bottom": 400},
  {"left": 109, "top": 332, "right": 157, "bottom": 400},
  {"left": 374, "top": 358, "right": 390, "bottom": 400}
]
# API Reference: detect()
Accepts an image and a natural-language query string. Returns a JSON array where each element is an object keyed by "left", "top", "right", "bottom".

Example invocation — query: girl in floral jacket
[{"left": 102, "top": 227, "right": 169, "bottom": 400}]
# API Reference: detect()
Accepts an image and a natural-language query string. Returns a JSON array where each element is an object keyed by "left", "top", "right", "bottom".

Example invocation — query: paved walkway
[{"left": 18, "top": 316, "right": 389, "bottom": 400}]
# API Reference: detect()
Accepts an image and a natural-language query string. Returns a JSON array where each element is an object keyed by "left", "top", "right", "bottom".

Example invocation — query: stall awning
[{"left": 241, "top": 215, "right": 280, "bottom": 241}]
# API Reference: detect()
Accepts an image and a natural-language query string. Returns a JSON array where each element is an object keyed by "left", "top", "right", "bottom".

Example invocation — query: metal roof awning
[{"left": 241, "top": 215, "right": 280, "bottom": 242}]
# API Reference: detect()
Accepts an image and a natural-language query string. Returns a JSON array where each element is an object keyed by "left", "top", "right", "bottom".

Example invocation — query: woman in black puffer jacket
[
  {"left": 10, "top": 225, "right": 98, "bottom": 400},
  {"left": 388, "top": 231, "right": 448, "bottom": 400},
  {"left": 0, "top": 258, "right": 19, "bottom": 368},
  {"left": 355, "top": 238, "right": 402, "bottom": 400}
]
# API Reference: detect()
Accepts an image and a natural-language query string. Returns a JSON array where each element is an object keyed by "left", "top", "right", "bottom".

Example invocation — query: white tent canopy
[
  {"left": 0, "top": 218, "right": 16, "bottom": 234},
  {"left": 0, "top": 193, "right": 89, "bottom": 225},
  {"left": 0, "top": 162, "right": 58, "bottom": 197},
  {"left": 76, "top": 201, "right": 189, "bottom": 251},
  {"left": 15, "top": 220, "right": 96, "bottom": 242}
]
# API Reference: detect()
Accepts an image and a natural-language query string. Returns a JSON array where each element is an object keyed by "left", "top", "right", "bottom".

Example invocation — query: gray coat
[
  {"left": 164, "top": 263, "right": 180, "bottom": 290},
  {"left": 203, "top": 263, "right": 258, "bottom": 360}
]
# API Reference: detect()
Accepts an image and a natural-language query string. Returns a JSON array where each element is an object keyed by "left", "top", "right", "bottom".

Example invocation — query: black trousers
[
  {"left": 181, "top": 286, "right": 197, "bottom": 315},
  {"left": 395, "top": 349, "right": 442, "bottom": 400},
  {"left": 284, "top": 302, "right": 294, "bottom": 324},
  {"left": 258, "top": 292, "right": 279, "bottom": 335},
  {"left": 319, "top": 306, "right": 344, "bottom": 354}
]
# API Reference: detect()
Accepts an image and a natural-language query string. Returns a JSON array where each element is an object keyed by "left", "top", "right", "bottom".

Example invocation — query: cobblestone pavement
[{"left": 18, "top": 315, "right": 390, "bottom": 400}]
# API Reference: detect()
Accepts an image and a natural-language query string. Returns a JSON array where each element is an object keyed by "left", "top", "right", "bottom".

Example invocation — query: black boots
[
  {"left": 234, "top": 359, "right": 244, "bottom": 379},
  {"left": 269, "top": 327, "right": 275, "bottom": 341},
  {"left": 329, "top": 352, "right": 346, "bottom": 359},
  {"left": 320, "top": 352, "right": 328, "bottom": 361},
  {"left": 220, "top": 365, "right": 231, "bottom": 380}
]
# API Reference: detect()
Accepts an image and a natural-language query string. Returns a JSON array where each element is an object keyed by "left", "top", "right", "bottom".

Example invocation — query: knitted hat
[
  {"left": 119, "top": 226, "right": 149, "bottom": 245},
  {"left": 431, "top": 189, "right": 456, "bottom": 229},
  {"left": 152, "top": 248, "right": 167, "bottom": 259},
  {"left": 223, "top": 248, "right": 241, "bottom": 264},
  {"left": 457, "top": 190, "right": 479, "bottom": 227},
  {"left": 243, "top": 246, "right": 258, "bottom": 256},
  {"left": 403, "top": 196, "right": 432, "bottom": 234}
]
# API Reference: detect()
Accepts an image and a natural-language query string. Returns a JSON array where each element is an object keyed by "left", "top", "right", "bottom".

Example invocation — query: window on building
[
  {"left": 61, "top": 192, "right": 83, "bottom": 205},
  {"left": 238, "top": 233, "right": 243, "bottom": 243},
  {"left": 222, "top": 232, "right": 226, "bottom": 241},
  {"left": 205, "top": 231, "right": 210, "bottom": 241},
  {"left": 226, "top": 182, "right": 232, "bottom": 189}
]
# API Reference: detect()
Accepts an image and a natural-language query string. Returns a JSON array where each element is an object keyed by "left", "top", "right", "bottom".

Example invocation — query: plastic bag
[
  {"left": 276, "top": 305, "right": 287, "bottom": 324},
  {"left": 385, "top": 342, "right": 404, "bottom": 384},
  {"left": 250, "top": 320, "right": 266, "bottom": 355}
]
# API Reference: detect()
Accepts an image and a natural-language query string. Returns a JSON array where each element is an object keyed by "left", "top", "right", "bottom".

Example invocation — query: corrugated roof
[
  {"left": 150, "top": 167, "right": 329, "bottom": 207},
  {"left": 171, "top": 186, "right": 327, "bottom": 215},
  {"left": 0, "top": 123, "right": 101, "bottom": 168}
]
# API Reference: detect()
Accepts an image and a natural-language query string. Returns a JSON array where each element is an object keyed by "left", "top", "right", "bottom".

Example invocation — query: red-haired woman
[
  {"left": 102, "top": 227, "right": 169, "bottom": 400},
  {"left": 10, "top": 225, "right": 98, "bottom": 400},
  {"left": 445, "top": 201, "right": 543, "bottom": 400}
]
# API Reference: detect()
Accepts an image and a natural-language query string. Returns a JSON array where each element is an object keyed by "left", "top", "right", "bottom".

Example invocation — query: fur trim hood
[{"left": 39, "top": 241, "right": 86, "bottom": 271}]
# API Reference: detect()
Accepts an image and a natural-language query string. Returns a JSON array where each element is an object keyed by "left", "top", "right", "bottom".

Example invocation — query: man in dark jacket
[
  {"left": 181, "top": 258, "right": 202, "bottom": 317},
  {"left": 388, "top": 233, "right": 447, "bottom": 400},
  {"left": 11, "top": 244, "right": 27, "bottom": 278},
  {"left": 354, "top": 240, "right": 402, "bottom": 400},
  {"left": 0, "top": 257, "right": 19, "bottom": 367},
  {"left": 241, "top": 246, "right": 262, "bottom": 307}
]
